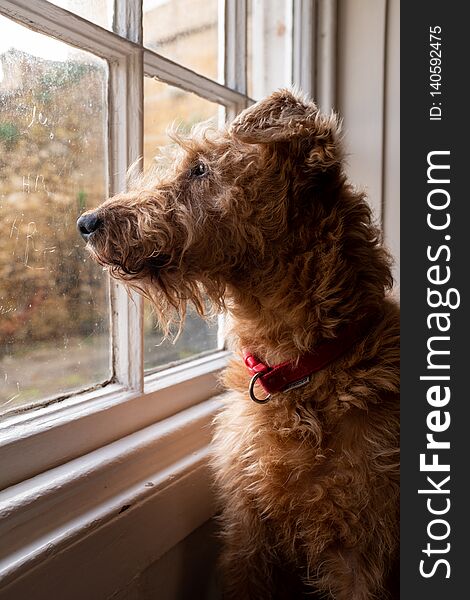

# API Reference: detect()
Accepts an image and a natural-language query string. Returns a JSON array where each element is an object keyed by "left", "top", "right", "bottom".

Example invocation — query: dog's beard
[
  {"left": 86, "top": 222, "right": 173, "bottom": 278},
  {"left": 128, "top": 271, "right": 224, "bottom": 339},
  {"left": 88, "top": 239, "right": 224, "bottom": 338}
]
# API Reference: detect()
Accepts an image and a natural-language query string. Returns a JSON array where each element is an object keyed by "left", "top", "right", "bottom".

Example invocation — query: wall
[
  {"left": 110, "top": 520, "right": 221, "bottom": 600},
  {"left": 336, "top": 0, "right": 400, "bottom": 287}
]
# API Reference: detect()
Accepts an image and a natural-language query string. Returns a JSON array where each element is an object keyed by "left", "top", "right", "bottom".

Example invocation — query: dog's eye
[{"left": 189, "top": 162, "right": 208, "bottom": 178}]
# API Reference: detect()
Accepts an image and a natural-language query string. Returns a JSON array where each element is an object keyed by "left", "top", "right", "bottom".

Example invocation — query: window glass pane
[
  {"left": 0, "top": 16, "right": 110, "bottom": 412},
  {"left": 143, "top": 77, "right": 220, "bottom": 373},
  {"left": 144, "top": 77, "right": 221, "bottom": 163},
  {"left": 144, "top": 304, "right": 218, "bottom": 372},
  {"left": 247, "top": 0, "right": 293, "bottom": 99},
  {"left": 49, "top": 0, "right": 114, "bottom": 31},
  {"left": 143, "top": 0, "right": 219, "bottom": 81}
]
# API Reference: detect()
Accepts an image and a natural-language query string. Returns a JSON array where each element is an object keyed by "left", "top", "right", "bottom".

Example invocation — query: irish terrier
[{"left": 77, "top": 89, "right": 400, "bottom": 599}]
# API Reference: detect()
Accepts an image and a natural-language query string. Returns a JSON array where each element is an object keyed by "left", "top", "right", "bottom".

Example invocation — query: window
[
  {"left": 0, "top": 0, "right": 307, "bottom": 492},
  {"left": 0, "top": 0, "right": 242, "bottom": 420}
]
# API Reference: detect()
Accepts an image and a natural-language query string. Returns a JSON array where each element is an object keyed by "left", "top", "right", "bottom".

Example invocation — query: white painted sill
[
  {"left": 0, "top": 351, "right": 230, "bottom": 491},
  {"left": 0, "top": 394, "right": 225, "bottom": 597}
]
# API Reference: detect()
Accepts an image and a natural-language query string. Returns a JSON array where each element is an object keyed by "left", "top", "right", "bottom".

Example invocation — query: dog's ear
[{"left": 230, "top": 89, "right": 341, "bottom": 171}]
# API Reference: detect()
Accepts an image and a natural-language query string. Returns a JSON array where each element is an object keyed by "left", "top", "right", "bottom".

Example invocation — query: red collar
[{"left": 243, "top": 315, "right": 379, "bottom": 404}]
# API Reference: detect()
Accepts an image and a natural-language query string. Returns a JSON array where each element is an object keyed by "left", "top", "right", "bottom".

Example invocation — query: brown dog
[{"left": 77, "top": 89, "right": 400, "bottom": 599}]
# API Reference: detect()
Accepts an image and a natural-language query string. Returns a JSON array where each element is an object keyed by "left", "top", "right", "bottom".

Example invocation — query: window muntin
[
  {"left": 143, "top": 0, "right": 219, "bottom": 81},
  {"left": 143, "top": 78, "right": 220, "bottom": 373},
  {"left": 0, "top": 15, "right": 110, "bottom": 412}
]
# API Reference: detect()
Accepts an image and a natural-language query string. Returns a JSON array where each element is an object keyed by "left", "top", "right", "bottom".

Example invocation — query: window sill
[
  {"left": 0, "top": 351, "right": 230, "bottom": 490},
  {"left": 0, "top": 394, "right": 225, "bottom": 596}
]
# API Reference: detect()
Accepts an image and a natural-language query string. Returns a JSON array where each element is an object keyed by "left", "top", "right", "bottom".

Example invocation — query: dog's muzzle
[{"left": 77, "top": 212, "right": 102, "bottom": 241}]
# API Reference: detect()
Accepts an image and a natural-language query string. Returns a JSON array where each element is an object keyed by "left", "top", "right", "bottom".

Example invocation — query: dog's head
[{"left": 78, "top": 89, "right": 390, "bottom": 333}]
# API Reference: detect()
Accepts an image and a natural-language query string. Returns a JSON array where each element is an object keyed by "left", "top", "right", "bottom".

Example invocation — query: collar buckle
[{"left": 249, "top": 372, "right": 272, "bottom": 404}]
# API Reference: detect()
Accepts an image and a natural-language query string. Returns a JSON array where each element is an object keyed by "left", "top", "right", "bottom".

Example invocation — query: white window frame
[
  {"left": 0, "top": 0, "right": 248, "bottom": 488},
  {"left": 0, "top": 0, "right": 322, "bottom": 591}
]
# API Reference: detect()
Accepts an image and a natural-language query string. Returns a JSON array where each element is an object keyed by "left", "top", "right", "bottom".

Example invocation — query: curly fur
[{"left": 81, "top": 89, "right": 400, "bottom": 599}]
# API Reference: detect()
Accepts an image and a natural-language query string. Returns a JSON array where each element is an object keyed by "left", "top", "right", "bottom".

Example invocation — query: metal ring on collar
[{"left": 249, "top": 372, "right": 272, "bottom": 404}]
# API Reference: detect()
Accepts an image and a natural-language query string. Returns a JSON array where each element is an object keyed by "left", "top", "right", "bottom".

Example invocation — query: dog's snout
[{"left": 77, "top": 212, "right": 102, "bottom": 240}]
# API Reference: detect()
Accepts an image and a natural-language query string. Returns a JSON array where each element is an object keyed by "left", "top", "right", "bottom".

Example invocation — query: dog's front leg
[
  {"left": 218, "top": 505, "right": 277, "bottom": 600},
  {"left": 220, "top": 535, "right": 274, "bottom": 599},
  {"left": 220, "top": 549, "right": 273, "bottom": 600},
  {"left": 312, "top": 546, "right": 387, "bottom": 600}
]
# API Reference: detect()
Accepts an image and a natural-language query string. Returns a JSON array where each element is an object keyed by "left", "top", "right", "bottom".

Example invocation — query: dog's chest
[{"left": 212, "top": 395, "right": 335, "bottom": 510}]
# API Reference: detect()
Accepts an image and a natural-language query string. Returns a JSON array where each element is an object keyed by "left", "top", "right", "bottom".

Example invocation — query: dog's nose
[{"left": 77, "top": 212, "right": 102, "bottom": 240}]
